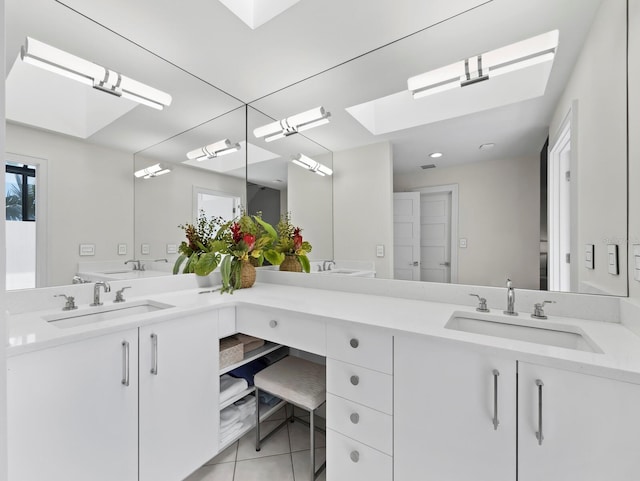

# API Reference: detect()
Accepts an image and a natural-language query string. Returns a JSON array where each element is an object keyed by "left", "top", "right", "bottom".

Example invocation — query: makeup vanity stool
[{"left": 254, "top": 356, "right": 326, "bottom": 480}]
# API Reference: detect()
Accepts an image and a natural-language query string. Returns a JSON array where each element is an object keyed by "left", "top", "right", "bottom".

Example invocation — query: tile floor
[{"left": 185, "top": 407, "right": 326, "bottom": 481}]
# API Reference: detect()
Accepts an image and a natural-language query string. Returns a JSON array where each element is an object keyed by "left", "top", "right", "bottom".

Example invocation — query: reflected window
[{"left": 6, "top": 162, "right": 36, "bottom": 221}]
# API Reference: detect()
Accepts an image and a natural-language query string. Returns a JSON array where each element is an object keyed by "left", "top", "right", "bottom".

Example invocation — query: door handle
[
  {"left": 410, "top": 261, "right": 419, "bottom": 266},
  {"left": 439, "top": 261, "right": 450, "bottom": 266},
  {"left": 150, "top": 333, "right": 158, "bottom": 375},
  {"left": 492, "top": 369, "right": 500, "bottom": 430},
  {"left": 535, "top": 379, "right": 544, "bottom": 445},
  {"left": 121, "top": 340, "right": 130, "bottom": 387}
]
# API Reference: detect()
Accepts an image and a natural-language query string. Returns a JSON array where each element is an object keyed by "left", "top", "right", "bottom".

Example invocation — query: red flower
[
  {"left": 293, "top": 233, "right": 303, "bottom": 251},
  {"left": 243, "top": 233, "right": 256, "bottom": 251},
  {"left": 231, "top": 223, "right": 242, "bottom": 243}
]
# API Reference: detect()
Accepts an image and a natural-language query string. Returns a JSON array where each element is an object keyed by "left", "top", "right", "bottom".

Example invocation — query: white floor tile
[
  {"left": 237, "top": 420, "right": 290, "bottom": 461},
  {"left": 183, "top": 461, "right": 235, "bottom": 481},
  {"left": 291, "top": 448, "right": 327, "bottom": 481},
  {"left": 204, "top": 441, "right": 237, "bottom": 465},
  {"left": 288, "top": 420, "right": 326, "bottom": 453},
  {"left": 234, "top": 453, "right": 295, "bottom": 481}
]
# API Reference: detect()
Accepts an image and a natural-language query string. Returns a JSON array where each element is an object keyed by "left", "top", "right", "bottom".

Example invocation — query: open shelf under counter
[
  {"left": 219, "top": 342, "right": 286, "bottom": 376},
  {"left": 218, "top": 399, "right": 287, "bottom": 452}
]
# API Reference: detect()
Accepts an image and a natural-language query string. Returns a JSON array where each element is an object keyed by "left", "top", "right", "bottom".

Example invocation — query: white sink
[
  {"left": 445, "top": 312, "right": 602, "bottom": 353},
  {"left": 44, "top": 300, "right": 174, "bottom": 329}
]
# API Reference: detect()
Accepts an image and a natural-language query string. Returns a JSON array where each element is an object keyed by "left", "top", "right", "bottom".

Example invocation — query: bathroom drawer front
[
  {"left": 326, "top": 322, "right": 392, "bottom": 374},
  {"left": 326, "top": 359, "right": 392, "bottom": 415},
  {"left": 326, "top": 393, "right": 392, "bottom": 455},
  {"left": 326, "top": 429, "right": 391, "bottom": 481},
  {"left": 236, "top": 306, "right": 326, "bottom": 356}
]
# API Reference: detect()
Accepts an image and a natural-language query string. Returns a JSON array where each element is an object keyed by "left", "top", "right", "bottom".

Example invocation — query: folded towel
[
  {"left": 258, "top": 391, "right": 281, "bottom": 407},
  {"left": 220, "top": 374, "right": 248, "bottom": 403},
  {"left": 220, "top": 405, "right": 241, "bottom": 429},
  {"left": 235, "top": 394, "right": 257, "bottom": 419},
  {"left": 220, "top": 421, "right": 245, "bottom": 446},
  {"left": 234, "top": 334, "right": 265, "bottom": 354}
]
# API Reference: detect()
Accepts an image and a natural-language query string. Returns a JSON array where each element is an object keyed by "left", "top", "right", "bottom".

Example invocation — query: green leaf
[
  {"left": 194, "top": 252, "right": 221, "bottom": 276},
  {"left": 220, "top": 255, "right": 232, "bottom": 292},
  {"left": 264, "top": 249, "right": 285, "bottom": 266},
  {"left": 184, "top": 252, "right": 199, "bottom": 273},
  {"left": 299, "top": 254, "right": 311, "bottom": 273},
  {"left": 209, "top": 239, "right": 227, "bottom": 253},
  {"left": 173, "top": 254, "right": 187, "bottom": 275},
  {"left": 254, "top": 216, "right": 278, "bottom": 240}
]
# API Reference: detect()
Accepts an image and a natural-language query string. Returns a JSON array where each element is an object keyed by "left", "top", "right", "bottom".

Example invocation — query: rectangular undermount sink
[
  {"left": 44, "top": 300, "right": 174, "bottom": 329},
  {"left": 445, "top": 312, "right": 602, "bottom": 353}
]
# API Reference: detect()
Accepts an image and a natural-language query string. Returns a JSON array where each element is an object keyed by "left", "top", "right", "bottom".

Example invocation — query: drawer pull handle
[
  {"left": 350, "top": 338, "right": 359, "bottom": 348},
  {"left": 350, "top": 413, "right": 360, "bottom": 424},
  {"left": 121, "top": 340, "right": 130, "bottom": 387},
  {"left": 150, "top": 333, "right": 158, "bottom": 375},
  {"left": 535, "top": 379, "right": 544, "bottom": 445},
  {"left": 492, "top": 369, "right": 500, "bottom": 430},
  {"left": 350, "top": 375, "right": 360, "bottom": 386},
  {"left": 350, "top": 451, "right": 360, "bottom": 463},
  {"left": 269, "top": 320, "right": 278, "bottom": 328}
]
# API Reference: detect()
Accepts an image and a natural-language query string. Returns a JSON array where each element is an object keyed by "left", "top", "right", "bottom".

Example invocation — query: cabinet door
[
  {"left": 8, "top": 329, "right": 139, "bottom": 481},
  {"left": 519, "top": 362, "right": 640, "bottom": 481},
  {"left": 394, "top": 335, "right": 516, "bottom": 481},
  {"left": 139, "top": 311, "right": 219, "bottom": 481}
]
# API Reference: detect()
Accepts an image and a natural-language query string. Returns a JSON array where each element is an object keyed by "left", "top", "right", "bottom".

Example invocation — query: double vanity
[{"left": 6, "top": 273, "right": 640, "bottom": 481}]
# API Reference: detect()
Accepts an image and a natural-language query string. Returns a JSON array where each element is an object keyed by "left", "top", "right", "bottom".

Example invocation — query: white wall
[
  {"left": 630, "top": 0, "right": 640, "bottom": 301},
  {"left": 1, "top": 0, "right": 7, "bottom": 475},
  {"left": 288, "top": 152, "right": 333, "bottom": 261},
  {"left": 549, "top": 0, "right": 627, "bottom": 296},
  {"left": 6, "top": 222, "right": 36, "bottom": 289},
  {"left": 395, "top": 155, "right": 540, "bottom": 289},
  {"left": 5, "top": 123, "right": 134, "bottom": 287},
  {"left": 134, "top": 157, "right": 246, "bottom": 266},
  {"left": 333, "top": 142, "right": 394, "bottom": 279}
]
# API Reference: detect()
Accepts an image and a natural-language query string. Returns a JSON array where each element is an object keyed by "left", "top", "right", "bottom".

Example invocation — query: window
[{"left": 6, "top": 162, "right": 36, "bottom": 221}]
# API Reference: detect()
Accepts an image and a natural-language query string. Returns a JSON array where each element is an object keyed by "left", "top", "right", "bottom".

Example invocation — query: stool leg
[
  {"left": 310, "top": 408, "right": 315, "bottom": 480},
  {"left": 255, "top": 387, "right": 261, "bottom": 452}
]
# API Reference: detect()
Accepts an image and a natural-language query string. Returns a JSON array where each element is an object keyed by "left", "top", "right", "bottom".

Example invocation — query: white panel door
[
  {"left": 8, "top": 329, "right": 139, "bottom": 481},
  {"left": 395, "top": 335, "right": 516, "bottom": 481},
  {"left": 420, "top": 192, "right": 452, "bottom": 282},
  {"left": 393, "top": 192, "right": 421, "bottom": 280},
  {"left": 519, "top": 362, "right": 640, "bottom": 481},
  {"left": 139, "top": 311, "right": 220, "bottom": 481}
]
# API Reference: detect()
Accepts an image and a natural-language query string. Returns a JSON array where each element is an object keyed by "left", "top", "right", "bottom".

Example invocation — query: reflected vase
[
  {"left": 279, "top": 255, "right": 302, "bottom": 272},
  {"left": 239, "top": 260, "right": 256, "bottom": 288}
]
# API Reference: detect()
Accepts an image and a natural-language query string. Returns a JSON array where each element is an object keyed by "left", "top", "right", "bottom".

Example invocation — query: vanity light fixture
[
  {"left": 291, "top": 153, "right": 333, "bottom": 177},
  {"left": 134, "top": 163, "right": 171, "bottom": 179},
  {"left": 20, "top": 37, "right": 172, "bottom": 110},
  {"left": 479, "top": 143, "right": 496, "bottom": 150},
  {"left": 408, "top": 30, "right": 559, "bottom": 99},
  {"left": 254, "top": 107, "right": 331, "bottom": 142},
  {"left": 186, "top": 139, "right": 241, "bottom": 161}
]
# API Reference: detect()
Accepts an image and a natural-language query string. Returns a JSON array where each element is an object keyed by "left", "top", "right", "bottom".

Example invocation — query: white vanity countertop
[{"left": 7, "top": 282, "right": 640, "bottom": 384}]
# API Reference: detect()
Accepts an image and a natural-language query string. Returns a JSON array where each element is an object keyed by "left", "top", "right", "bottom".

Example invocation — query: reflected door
[
  {"left": 393, "top": 192, "right": 421, "bottom": 280},
  {"left": 421, "top": 192, "right": 452, "bottom": 283}
]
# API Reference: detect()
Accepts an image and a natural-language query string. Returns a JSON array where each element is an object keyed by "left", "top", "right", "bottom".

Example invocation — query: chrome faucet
[
  {"left": 125, "top": 259, "right": 144, "bottom": 271},
  {"left": 504, "top": 278, "right": 518, "bottom": 316},
  {"left": 91, "top": 281, "right": 111, "bottom": 306},
  {"left": 322, "top": 260, "right": 336, "bottom": 271}
]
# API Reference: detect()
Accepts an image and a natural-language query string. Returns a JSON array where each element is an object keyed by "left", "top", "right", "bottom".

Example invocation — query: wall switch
[
  {"left": 141, "top": 243, "right": 151, "bottom": 255},
  {"left": 459, "top": 238, "right": 468, "bottom": 248},
  {"left": 585, "top": 244, "right": 594, "bottom": 269},
  {"left": 607, "top": 244, "right": 619, "bottom": 275},
  {"left": 167, "top": 243, "right": 177, "bottom": 255},
  {"left": 79, "top": 244, "right": 95, "bottom": 256},
  {"left": 118, "top": 243, "right": 127, "bottom": 255},
  {"left": 376, "top": 245, "right": 385, "bottom": 257}
]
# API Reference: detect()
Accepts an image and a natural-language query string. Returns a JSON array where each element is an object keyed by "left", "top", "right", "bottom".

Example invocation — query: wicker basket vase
[
  {"left": 279, "top": 254, "right": 302, "bottom": 272},
  {"left": 239, "top": 260, "right": 256, "bottom": 288}
]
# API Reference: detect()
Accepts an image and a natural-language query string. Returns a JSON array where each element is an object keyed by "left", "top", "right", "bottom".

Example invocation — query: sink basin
[
  {"left": 445, "top": 312, "right": 602, "bottom": 353},
  {"left": 44, "top": 300, "right": 174, "bottom": 329}
]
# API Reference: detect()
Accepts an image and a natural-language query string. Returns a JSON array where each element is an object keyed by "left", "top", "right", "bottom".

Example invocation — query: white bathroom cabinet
[
  {"left": 7, "top": 329, "right": 140, "bottom": 481},
  {"left": 139, "top": 311, "right": 219, "bottom": 481},
  {"left": 394, "top": 334, "right": 516, "bottom": 481}
]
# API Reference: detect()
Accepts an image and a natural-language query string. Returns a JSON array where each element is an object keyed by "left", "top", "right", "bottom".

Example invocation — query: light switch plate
[
  {"left": 459, "top": 238, "right": 468, "bottom": 248},
  {"left": 118, "top": 243, "right": 127, "bottom": 255},
  {"left": 585, "top": 244, "right": 594, "bottom": 269},
  {"left": 376, "top": 244, "right": 384, "bottom": 257},
  {"left": 141, "top": 243, "right": 150, "bottom": 255},
  {"left": 607, "top": 244, "right": 619, "bottom": 275},
  {"left": 167, "top": 243, "right": 177, "bottom": 255},
  {"left": 79, "top": 244, "right": 95, "bottom": 256}
]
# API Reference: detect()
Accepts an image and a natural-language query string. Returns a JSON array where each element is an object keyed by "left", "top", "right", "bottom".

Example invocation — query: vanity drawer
[
  {"left": 326, "top": 429, "right": 391, "bottom": 481},
  {"left": 326, "top": 359, "right": 392, "bottom": 415},
  {"left": 236, "top": 305, "right": 326, "bottom": 356},
  {"left": 326, "top": 322, "right": 392, "bottom": 374},
  {"left": 326, "top": 393, "right": 392, "bottom": 455}
]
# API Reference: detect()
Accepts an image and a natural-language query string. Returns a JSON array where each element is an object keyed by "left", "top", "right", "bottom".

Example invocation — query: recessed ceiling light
[
  {"left": 479, "top": 143, "right": 496, "bottom": 150},
  {"left": 429, "top": 152, "right": 443, "bottom": 158}
]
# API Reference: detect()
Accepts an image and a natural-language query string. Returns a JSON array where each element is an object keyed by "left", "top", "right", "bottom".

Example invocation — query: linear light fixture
[
  {"left": 134, "top": 163, "right": 171, "bottom": 179},
  {"left": 20, "top": 37, "right": 172, "bottom": 110},
  {"left": 254, "top": 107, "right": 331, "bottom": 142},
  {"left": 291, "top": 153, "right": 333, "bottom": 177},
  {"left": 408, "top": 30, "right": 559, "bottom": 100},
  {"left": 186, "top": 139, "right": 241, "bottom": 161}
]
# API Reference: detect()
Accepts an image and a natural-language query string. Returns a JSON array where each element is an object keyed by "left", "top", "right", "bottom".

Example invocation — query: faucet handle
[
  {"left": 114, "top": 286, "right": 132, "bottom": 303},
  {"left": 469, "top": 294, "right": 489, "bottom": 312},
  {"left": 532, "top": 301, "right": 555, "bottom": 320},
  {"left": 55, "top": 294, "right": 78, "bottom": 311}
]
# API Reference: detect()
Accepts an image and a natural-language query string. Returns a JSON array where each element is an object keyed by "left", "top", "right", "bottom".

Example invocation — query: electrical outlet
[
  {"left": 118, "top": 243, "right": 127, "bottom": 255},
  {"left": 167, "top": 244, "right": 177, "bottom": 254},
  {"left": 459, "top": 238, "right": 468, "bottom": 248},
  {"left": 141, "top": 243, "right": 150, "bottom": 255},
  {"left": 376, "top": 245, "right": 384, "bottom": 257}
]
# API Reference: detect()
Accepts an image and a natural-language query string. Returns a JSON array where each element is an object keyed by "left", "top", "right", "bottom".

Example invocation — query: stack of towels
[
  {"left": 220, "top": 374, "right": 248, "bottom": 404},
  {"left": 219, "top": 394, "right": 257, "bottom": 446}
]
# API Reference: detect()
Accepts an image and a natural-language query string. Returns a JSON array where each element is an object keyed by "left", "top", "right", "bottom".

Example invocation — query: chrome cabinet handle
[
  {"left": 350, "top": 451, "right": 360, "bottom": 463},
  {"left": 492, "top": 369, "right": 500, "bottom": 430},
  {"left": 535, "top": 379, "right": 544, "bottom": 445},
  {"left": 350, "top": 413, "right": 360, "bottom": 424},
  {"left": 121, "top": 340, "right": 130, "bottom": 386},
  {"left": 350, "top": 338, "right": 359, "bottom": 348},
  {"left": 150, "top": 333, "right": 158, "bottom": 375},
  {"left": 269, "top": 320, "right": 278, "bottom": 328},
  {"left": 350, "top": 375, "right": 360, "bottom": 386}
]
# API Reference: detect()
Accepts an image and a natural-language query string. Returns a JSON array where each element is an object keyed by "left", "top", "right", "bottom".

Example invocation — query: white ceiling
[{"left": 5, "top": 0, "right": 603, "bottom": 183}]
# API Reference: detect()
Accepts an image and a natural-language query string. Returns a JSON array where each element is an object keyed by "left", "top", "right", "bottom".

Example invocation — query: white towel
[
  {"left": 220, "top": 421, "right": 245, "bottom": 446},
  {"left": 235, "top": 394, "right": 257, "bottom": 420},
  {"left": 220, "top": 405, "right": 241, "bottom": 430},
  {"left": 220, "top": 374, "right": 248, "bottom": 403}
]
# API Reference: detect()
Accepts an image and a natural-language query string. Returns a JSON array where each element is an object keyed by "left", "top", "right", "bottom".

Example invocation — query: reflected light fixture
[
  {"left": 254, "top": 107, "right": 331, "bottom": 142},
  {"left": 291, "top": 153, "right": 333, "bottom": 176},
  {"left": 20, "top": 37, "right": 172, "bottom": 110},
  {"left": 408, "top": 30, "right": 559, "bottom": 99},
  {"left": 186, "top": 139, "right": 241, "bottom": 161},
  {"left": 134, "top": 164, "right": 171, "bottom": 179},
  {"left": 429, "top": 152, "right": 443, "bottom": 158}
]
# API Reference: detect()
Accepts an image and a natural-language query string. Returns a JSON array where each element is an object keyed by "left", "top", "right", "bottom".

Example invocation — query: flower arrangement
[
  {"left": 173, "top": 211, "right": 228, "bottom": 276},
  {"left": 263, "top": 212, "right": 312, "bottom": 272}
]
